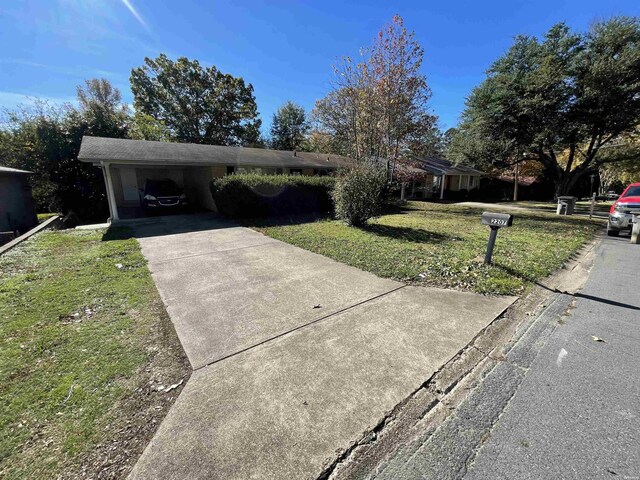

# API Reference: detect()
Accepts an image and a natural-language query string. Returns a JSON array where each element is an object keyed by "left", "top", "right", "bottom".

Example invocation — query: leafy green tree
[
  {"left": 0, "top": 79, "right": 131, "bottom": 219},
  {"left": 128, "top": 111, "right": 172, "bottom": 141},
  {"left": 270, "top": 101, "right": 309, "bottom": 150},
  {"left": 75, "top": 78, "right": 130, "bottom": 138},
  {"left": 130, "top": 54, "right": 261, "bottom": 145},
  {"left": 450, "top": 17, "right": 640, "bottom": 196},
  {"left": 598, "top": 128, "right": 640, "bottom": 192},
  {"left": 302, "top": 129, "right": 342, "bottom": 154},
  {"left": 1, "top": 103, "right": 69, "bottom": 212}
]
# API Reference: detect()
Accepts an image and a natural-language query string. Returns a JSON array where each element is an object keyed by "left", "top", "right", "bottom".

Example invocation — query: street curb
[
  {"left": 324, "top": 287, "right": 584, "bottom": 480},
  {"left": 371, "top": 293, "right": 574, "bottom": 479}
]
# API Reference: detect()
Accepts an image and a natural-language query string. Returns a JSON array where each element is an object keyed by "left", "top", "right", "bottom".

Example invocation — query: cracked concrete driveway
[{"left": 126, "top": 213, "right": 516, "bottom": 480}]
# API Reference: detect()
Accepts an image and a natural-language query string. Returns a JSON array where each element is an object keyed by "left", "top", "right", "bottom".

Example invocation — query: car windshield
[
  {"left": 146, "top": 179, "right": 182, "bottom": 196},
  {"left": 622, "top": 186, "right": 640, "bottom": 198}
]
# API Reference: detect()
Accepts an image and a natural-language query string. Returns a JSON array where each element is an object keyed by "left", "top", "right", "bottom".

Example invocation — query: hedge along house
[
  {"left": 396, "top": 157, "right": 484, "bottom": 200},
  {"left": 77, "top": 136, "right": 354, "bottom": 221},
  {"left": 0, "top": 166, "right": 38, "bottom": 240}
]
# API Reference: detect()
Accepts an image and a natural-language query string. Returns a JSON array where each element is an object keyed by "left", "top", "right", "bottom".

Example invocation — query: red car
[{"left": 608, "top": 183, "right": 640, "bottom": 236}]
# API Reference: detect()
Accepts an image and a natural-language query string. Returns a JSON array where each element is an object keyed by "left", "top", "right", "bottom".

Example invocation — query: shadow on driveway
[{"left": 101, "top": 212, "right": 236, "bottom": 241}]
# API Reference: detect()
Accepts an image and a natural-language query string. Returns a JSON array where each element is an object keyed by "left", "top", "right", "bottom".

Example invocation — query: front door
[{"left": 120, "top": 167, "right": 139, "bottom": 203}]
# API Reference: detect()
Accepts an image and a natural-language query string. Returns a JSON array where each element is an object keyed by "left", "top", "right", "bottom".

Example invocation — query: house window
[
  {"left": 276, "top": 168, "right": 284, "bottom": 175},
  {"left": 289, "top": 168, "right": 302, "bottom": 176},
  {"left": 236, "top": 167, "right": 268, "bottom": 175},
  {"left": 226, "top": 166, "right": 235, "bottom": 175},
  {"left": 313, "top": 169, "right": 329, "bottom": 176}
]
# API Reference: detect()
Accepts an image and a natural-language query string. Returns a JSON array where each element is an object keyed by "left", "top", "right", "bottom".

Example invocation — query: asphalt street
[{"left": 375, "top": 234, "right": 640, "bottom": 480}]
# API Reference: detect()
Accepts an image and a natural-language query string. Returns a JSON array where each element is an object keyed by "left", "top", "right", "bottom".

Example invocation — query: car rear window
[{"left": 622, "top": 186, "right": 640, "bottom": 197}]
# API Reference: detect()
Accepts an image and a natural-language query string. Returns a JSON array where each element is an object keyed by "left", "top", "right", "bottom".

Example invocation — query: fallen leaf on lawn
[
  {"left": 158, "top": 379, "right": 184, "bottom": 393},
  {"left": 591, "top": 336, "right": 607, "bottom": 343}
]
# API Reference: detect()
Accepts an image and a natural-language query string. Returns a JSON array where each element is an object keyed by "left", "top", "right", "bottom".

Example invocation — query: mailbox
[
  {"left": 481, "top": 212, "right": 514, "bottom": 228},
  {"left": 481, "top": 212, "right": 514, "bottom": 264}
]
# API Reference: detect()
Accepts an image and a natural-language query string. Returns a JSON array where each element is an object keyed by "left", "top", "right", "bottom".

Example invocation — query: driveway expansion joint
[
  {"left": 148, "top": 240, "right": 277, "bottom": 264},
  {"left": 192, "top": 284, "right": 408, "bottom": 372}
]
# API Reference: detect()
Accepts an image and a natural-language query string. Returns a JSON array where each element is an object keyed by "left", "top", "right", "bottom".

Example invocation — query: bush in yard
[
  {"left": 333, "top": 163, "right": 387, "bottom": 226},
  {"left": 210, "top": 174, "right": 336, "bottom": 218}
]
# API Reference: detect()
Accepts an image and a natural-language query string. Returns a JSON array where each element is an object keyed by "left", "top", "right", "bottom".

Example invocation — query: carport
[
  {"left": 103, "top": 164, "right": 216, "bottom": 220},
  {"left": 77, "top": 136, "right": 353, "bottom": 222}
]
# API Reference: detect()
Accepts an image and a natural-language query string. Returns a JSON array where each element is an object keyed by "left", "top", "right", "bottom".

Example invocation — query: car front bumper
[
  {"left": 609, "top": 212, "right": 633, "bottom": 231},
  {"left": 144, "top": 197, "right": 189, "bottom": 208}
]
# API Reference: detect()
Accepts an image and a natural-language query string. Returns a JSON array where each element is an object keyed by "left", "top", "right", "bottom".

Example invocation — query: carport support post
[
  {"left": 440, "top": 175, "right": 445, "bottom": 200},
  {"left": 101, "top": 162, "right": 119, "bottom": 222},
  {"left": 484, "top": 226, "right": 499, "bottom": 264}
]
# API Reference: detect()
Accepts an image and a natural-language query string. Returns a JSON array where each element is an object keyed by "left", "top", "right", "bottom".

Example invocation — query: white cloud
[
  {"left": 0, "top": 59, "right": 123, "bottom": 81},
  {"left": 0, "top": 91, "right": 76, "bottom": 111}
]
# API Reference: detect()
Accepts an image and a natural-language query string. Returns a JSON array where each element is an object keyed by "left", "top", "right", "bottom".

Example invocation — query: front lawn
[
  {"left": 0, "top": 229, "right": 189, "bottom": 479},
  {"left": 251, "top": 202, "right": 601, "bottom": 295}
]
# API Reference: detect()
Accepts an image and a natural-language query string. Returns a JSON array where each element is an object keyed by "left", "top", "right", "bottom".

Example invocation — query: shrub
[
  {"left": 210, "top": 174, "right": 335, "bottom": 218},
  {"left": 332, "top": 164, "right": 387, "bottom": 226}
]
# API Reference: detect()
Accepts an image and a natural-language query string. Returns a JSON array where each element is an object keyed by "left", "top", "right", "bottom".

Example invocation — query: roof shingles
[{"left": 78, "top": 136, "right": 353, "bottom": 169}]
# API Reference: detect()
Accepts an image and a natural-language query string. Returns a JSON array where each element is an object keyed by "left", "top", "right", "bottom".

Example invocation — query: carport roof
[{"left": 78, "top": 136, "right": 354, "bottom": 169}]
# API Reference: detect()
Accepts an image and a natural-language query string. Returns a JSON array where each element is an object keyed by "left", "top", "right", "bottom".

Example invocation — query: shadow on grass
[
  {"left": 361, "top": 223, "right": 451, "bottom": 243},
  {"left": 240, "top": 213, "right": 330, "bottom": 228},
  {"left": 101, "top": 226, "right": 135, "bottom": 242}
]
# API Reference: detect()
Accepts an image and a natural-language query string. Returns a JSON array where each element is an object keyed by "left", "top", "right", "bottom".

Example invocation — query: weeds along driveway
[{"left": 126, "top": 213, "right": 516, "bottom": 480}]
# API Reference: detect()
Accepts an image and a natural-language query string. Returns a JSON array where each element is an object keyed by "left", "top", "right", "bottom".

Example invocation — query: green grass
[
  {"left": 36, "top": 213, "right": 58, "bottom": 223},
  {"left": 0, "top": 228, "right": 179, "bottom": 478},
  {"left": 250, "top": 202, "right": 601, "bottom": 295}
]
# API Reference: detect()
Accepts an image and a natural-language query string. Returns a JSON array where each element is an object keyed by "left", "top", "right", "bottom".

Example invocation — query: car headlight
[
  {"left": 179, "top": 193, "right": 187, "bottom": 200},
  {"left": 614, "top": 203, "right": 626, "bottom": 212},
  {"left": 144, "top": 194, "right": 157, "bottom": 201}
]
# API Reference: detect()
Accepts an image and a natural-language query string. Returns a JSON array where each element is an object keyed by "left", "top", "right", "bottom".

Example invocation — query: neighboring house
[
  {"left": 396, "top": 157, "right": 484, "bottom": 200},
  {"left": 0, "top": 166, "right": 38, "bottom": 239},
  {"left": 77, "top": 136, "right": 354, "bottom": 221},
  {"left": 491, "top": 174, "right": 554, "bottom": 201}
]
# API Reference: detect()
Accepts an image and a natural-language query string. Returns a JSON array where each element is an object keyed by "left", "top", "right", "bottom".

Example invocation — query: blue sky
[{"left": 1, "top": 0, "right": 639, "bottom": 133}]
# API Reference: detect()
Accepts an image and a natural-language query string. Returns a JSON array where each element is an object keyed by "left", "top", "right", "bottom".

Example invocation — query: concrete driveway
[{"left": 127, "top": 213, "right": 516, "bottom": 479}]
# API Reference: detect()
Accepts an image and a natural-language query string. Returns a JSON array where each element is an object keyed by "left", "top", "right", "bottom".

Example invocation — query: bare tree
[{"left": 314, "top": 15, "right": 438, "bottom": 167}]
